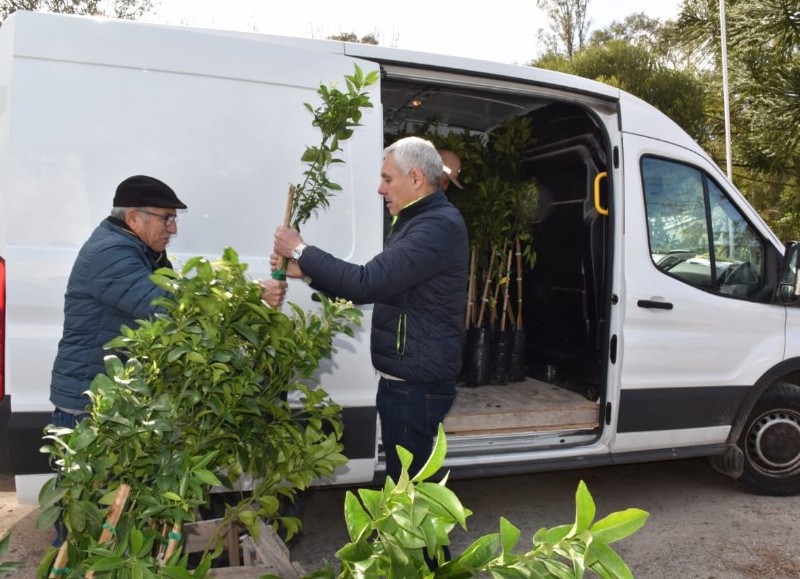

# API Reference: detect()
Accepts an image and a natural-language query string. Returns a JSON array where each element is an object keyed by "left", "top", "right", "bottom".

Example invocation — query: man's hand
[
  {"left": 260, "top": 278, "right": 287, "bottom": 308},
  {"left": 270, "top": 253, "right": 304, "bottom": 280},
  {"left": 274, "top": 226, "right": 304, "bottom": 259}
]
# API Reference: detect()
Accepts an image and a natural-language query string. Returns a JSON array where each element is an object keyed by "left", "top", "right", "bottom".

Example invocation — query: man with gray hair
[{"left": 273, "top": 136, "right": 469, "bottom": 482}]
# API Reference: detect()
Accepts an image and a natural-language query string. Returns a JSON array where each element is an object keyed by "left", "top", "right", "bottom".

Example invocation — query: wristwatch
[{"left": 291, "top": 243, "right": 307, "bottom": 261}]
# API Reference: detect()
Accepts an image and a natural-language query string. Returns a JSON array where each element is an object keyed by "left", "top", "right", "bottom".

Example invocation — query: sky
[{"left": 143, "top": 0, "right": 683, "bottom": 65}]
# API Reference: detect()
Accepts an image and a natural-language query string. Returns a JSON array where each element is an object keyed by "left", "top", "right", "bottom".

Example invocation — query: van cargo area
[{"left": 375, "top": 69, "right": 613, "bottom": 470}]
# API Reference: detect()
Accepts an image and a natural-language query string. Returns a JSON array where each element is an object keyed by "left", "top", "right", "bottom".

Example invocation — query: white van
[{"left": 3, "top": 10, "right": 800, "bottom": 504}]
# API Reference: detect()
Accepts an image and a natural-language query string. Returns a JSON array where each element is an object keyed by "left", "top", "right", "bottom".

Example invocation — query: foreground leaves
[
  {"left": 320, "top": 424, "right": 648, "bottom": 578},
  {"left": 37, "top": 247, "right": 361, "bottom": 577}
]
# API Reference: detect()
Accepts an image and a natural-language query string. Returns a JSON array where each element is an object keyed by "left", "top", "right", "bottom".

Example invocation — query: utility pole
[{"left": 720, "top": 0, "right": 732, "bottom": 181}]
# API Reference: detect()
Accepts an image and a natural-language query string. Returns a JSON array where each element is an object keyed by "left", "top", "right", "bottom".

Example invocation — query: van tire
[{"left": 736, "top": 382, "right": 800, "bottom": 496}]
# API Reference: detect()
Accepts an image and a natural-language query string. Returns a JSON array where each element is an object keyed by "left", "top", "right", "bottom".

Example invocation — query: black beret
[{"left": 113, "top": 175, "right": 187, "bottom": 209}]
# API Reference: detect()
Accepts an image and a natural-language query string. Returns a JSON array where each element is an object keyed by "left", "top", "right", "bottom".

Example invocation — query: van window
[{"left": 642, "top": 156, "right": 766, "bottom": 298}]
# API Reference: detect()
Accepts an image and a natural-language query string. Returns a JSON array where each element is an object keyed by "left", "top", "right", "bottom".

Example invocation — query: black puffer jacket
[{"left": 298, "top": 190, "right": 469, "bottom": 383}]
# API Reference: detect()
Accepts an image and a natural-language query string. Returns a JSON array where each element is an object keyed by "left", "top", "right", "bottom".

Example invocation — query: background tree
[
  {"left": 534, "top": 37, "right": 707, "bottom": 143},
  {"left": 675, "top": 0, "right": 800, "bottom": 239},
  {"left": 327, "top": 31, "right": 379, "bottom": 45},
  {"left": 0, "top": 0, "right": 153, "bottom": 24},
  {"left": 536, "top": 0, "right": 591, "bottom": 58}
]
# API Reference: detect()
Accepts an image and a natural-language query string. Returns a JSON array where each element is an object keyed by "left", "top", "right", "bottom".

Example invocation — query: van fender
[{"left": 710, "top": 357, "right": 800, "bottom": 478}]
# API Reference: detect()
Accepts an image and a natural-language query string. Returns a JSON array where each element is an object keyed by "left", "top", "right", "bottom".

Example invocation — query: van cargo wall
[{"left": 0, "top": 11, "right": 384, "bottom": 415}]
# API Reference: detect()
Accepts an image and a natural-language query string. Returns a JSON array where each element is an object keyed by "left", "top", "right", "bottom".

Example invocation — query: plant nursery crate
[
  {"left": 186, "top": 519, "right": 305, "bottom": 578},
  {"left": 443, "top": 377, "right": 600, "bottom": 435}
]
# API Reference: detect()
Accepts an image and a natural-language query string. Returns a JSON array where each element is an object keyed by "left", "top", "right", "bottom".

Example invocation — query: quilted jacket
[
  {"left": 299, "top": 190, "right": 469, "bottom": 383},
  {"left": 50, "top": 218, "right": 170, "bottom": 410}
]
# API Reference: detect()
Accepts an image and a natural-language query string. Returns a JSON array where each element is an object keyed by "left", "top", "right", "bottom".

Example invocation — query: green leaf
[
  {"left": 130, "top": 527, "right": 144, "bottom": 557},
  {"left": 567, "top": 480, "right": 596, "bottom": 538},
  {"left": 192, "top": 468, "right": 223, "bottom": 487},
  {"left": 412, "top": 423, "right": 447, "bottom": 482},
  {"left": 71, "top": 426, "right": 97, "bottom": 452},
  {"left": 415, "top": 482, "right": 470, "bottom": 528},
  {"left": 585, "top": 541, "right": 634, "bottom": 579},
  {"left": 167, "top": 346, "right": 191, "bottom": 363},
  {"left": 232, "top": 323, "right": 259, "bottom": 345},
  {"left": 356, "top": 488, "right": 383, "bottom": 519},
  {"left": 238, "top": 509, "right": 258, "bottom": 529},
  {"left": 449, "top": 533, "right": 501, "bottom": 572},
  {"left": 103, "top": 354, "right": 126, "bottom": 376},
  {"left": 98, "top": 488, "right": 122, "bottom": 506},
  {"left": 0, "top": 533, "right": 14, "bottom": 561},
  {"left": 343, "top": 491, "right": 372, "bottom": 543},
  {"left": 36, "top": 505, "right": 62, "bottom": 530},
  {"left": 335, "top": 537, "right": 374, "bottom": 563},
  {"left": 88, "top": 556, "right": 127, "bottom": 572},
  {"left": 38, "top": 478, "right": 67, "bottom": 511},
  {"left": 396, "top": 445, "right": 413, "bottom": 477},
  {"left": 498, "top": 516, "right": 520, "bottom": 554},
  {"left": 590, "top": 508, "right": 649, "bottom": 544},
  {"left": 537, "top": 523, "right": 571, "bottom": 544}
]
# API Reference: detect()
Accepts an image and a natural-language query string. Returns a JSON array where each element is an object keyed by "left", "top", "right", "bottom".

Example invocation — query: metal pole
[{"left": 720, "top": 0, "right": 733, "bottom": 180}]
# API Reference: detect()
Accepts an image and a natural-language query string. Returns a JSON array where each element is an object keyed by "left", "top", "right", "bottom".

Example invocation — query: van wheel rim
[{"left": 746, "top": 409, "right": 800, "bottom": 475}]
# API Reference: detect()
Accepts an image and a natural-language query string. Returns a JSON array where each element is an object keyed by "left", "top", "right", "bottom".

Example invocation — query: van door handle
[
  {"left": 594, "top": 171, "right": 609, "bottom": 216},
  {"left": 637, "top": 299, "right": 673, "bottom": 310}
]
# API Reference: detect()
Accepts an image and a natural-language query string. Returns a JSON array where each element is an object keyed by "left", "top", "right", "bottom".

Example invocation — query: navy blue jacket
[
  {"left": 50, "top": 218, "right": 170, "bottom": 411},
  {"left": 298, "top": 190, "right": 469, "bottom": 383}
]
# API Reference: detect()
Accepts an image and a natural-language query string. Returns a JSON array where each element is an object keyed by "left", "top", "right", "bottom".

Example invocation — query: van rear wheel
[{"left": 737, "top": 382, "right": 800, "bottom": 496}]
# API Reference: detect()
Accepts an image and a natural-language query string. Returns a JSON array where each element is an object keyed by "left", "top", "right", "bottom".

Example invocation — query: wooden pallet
[
  {"left": 48, "top": 485, "right": 304, "bottom": 578},
  {"left": 443, "top": 378, "right": 599, "bottom": 435}
]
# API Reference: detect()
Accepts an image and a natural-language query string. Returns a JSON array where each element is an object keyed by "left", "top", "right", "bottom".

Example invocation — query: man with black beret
[
  {"left": 48, "top": 175, "right": 285, "bottom": 426},
  {"left": 49, "top": 175, "right": 190, "bottom": 427}
]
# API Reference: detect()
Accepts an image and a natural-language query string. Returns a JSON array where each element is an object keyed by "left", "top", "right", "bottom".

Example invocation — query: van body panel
[{"left": 0, "top": 11, "right": 383, "bottom": 489}]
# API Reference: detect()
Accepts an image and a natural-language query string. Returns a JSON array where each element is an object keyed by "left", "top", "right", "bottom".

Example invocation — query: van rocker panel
[{"left": 617, "top": 386, "right": 750, "bottom": 433}]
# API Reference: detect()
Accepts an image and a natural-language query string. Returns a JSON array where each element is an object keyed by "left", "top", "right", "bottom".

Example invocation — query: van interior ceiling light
[{"left": 409, "top": 98, "right": 424, "bottom": 107}]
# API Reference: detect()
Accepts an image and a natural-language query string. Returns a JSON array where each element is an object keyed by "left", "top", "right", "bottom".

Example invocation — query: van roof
[{"left": 2, "top": 11, "right": 699, "bottom": 151}]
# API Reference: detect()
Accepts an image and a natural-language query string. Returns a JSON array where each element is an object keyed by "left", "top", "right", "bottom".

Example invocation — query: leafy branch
[
  {"left": 290, "top": 63, "right": 379, "bottom": 230},
  {"left": 37, "top": 248, "right": 362, "bottom": 576}
]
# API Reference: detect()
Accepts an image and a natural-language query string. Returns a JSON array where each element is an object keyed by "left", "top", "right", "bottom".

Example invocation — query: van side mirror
[{"left": 778, "top": 242, "right": 800, "bottom": 304}]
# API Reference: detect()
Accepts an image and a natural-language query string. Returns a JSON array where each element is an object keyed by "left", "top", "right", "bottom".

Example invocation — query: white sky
[{"left": 143, "top": 0, "right": 682, "bottom": 65}]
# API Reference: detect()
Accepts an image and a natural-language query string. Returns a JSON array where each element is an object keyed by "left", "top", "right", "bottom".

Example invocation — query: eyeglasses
[{"left": 138, "top": 209, "right": 178, "bottom": 226}]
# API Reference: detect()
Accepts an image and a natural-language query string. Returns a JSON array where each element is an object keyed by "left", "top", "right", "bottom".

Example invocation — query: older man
[
  {"left": 273, "top": 136, "right": 469, "bottom": 481},
  {"left": 49, "top": 175, "right": 286, "bottom": 428}
]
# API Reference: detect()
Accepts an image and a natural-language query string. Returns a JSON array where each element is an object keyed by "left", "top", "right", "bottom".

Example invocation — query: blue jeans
[
  {"left": 51, "top": 407, "right": 89, "bottom": 429},
  {"left": 376, "top": 377, "right": 456, "bottom": 482}
]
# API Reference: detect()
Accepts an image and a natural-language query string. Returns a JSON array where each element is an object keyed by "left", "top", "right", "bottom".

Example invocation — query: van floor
[{"left": 444, "top": 378, "right": 600, "bottom": 436}]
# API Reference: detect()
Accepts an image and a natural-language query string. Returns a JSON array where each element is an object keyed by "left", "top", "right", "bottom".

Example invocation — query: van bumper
[{"left": 0, "top": 396, "right": 53, "bottom": 475}]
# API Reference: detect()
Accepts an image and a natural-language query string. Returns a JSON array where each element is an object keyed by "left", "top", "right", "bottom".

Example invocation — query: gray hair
[
  {"left": 384, "top": 136, "right": 442, "bottom": 186},
  {"left": 110, "top": 207, "right": 132, "bottom": 220}
]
